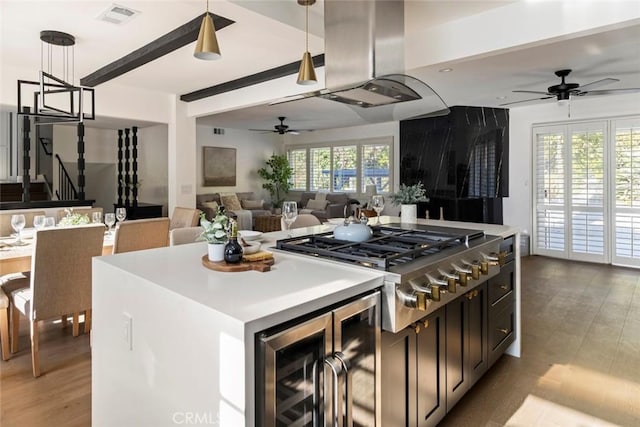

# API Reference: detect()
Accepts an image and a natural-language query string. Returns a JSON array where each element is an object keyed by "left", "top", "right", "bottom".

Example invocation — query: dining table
[{"left": 0, "top": 227, "right": 114, "bottom": 275}]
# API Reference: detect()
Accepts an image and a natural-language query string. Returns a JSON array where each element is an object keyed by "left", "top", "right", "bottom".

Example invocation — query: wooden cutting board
[{"left": 201, "top": 255, "right": 275, "bottom": 272}]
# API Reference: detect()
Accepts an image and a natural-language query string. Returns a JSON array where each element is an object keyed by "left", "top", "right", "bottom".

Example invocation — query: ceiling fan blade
[
  {"left": 577, "top": 88, "right": 640, "bottom": 96},
  {"left": 513, "top": 90, "right": 551, "bottom": 95},
  {"left": 499, "top": 96, "right": 555, "bottom": 106},
  {"left": 578, "top": 77, "right": 619, "bottom": 92}
]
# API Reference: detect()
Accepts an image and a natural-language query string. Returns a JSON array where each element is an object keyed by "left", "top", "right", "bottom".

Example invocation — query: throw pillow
[
  {"left": 241, "top": 199, "right": 264, "bottom": 210},
  {"left": 202, "top": 201, "right": 219, "bottom": 212},
  {"left": 220, "top": 193, "right": 242, "bottom": 211},
  {"left": 306, "top": 199, "right": 328, "bottom": 211}
]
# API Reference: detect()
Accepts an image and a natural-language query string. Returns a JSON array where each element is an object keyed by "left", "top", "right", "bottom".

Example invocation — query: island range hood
[{"left": 278, "top": 0, "right": 450, "bottom": 122}]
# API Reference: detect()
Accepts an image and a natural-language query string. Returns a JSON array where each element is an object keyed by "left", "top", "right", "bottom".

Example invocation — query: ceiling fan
[
  {"left": 500, "top": 69, "right": 640, "bottom": 106},
  {"left": 250, "top": 117, "right": 308, "bottom": 135}
]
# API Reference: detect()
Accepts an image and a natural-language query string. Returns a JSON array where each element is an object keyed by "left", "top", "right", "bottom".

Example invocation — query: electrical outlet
[{"left": 122, "top": 312, "right": 133, "bottom": 351}]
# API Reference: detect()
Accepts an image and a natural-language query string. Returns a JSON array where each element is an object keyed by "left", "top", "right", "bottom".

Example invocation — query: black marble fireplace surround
[{"left": 400, "top": 106, "right": 509, "bottom": 224}]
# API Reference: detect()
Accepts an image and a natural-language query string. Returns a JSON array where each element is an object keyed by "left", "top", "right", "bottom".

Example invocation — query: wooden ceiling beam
[
  {"left": 80, "top": 13, "right": 234, "bottom": 87},
  {"left": 180, "top": 54, "right": 325, "bottom": 102}
]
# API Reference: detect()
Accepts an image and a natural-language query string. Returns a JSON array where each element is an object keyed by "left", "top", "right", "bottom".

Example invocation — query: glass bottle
[{"left": 224, "top": 219, "right": 244, "bottom": 264}]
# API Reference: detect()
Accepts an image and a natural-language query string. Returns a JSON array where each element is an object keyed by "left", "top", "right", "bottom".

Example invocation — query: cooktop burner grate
[{"left": 276, "top": 224, "right": 485, "bottom": 271}]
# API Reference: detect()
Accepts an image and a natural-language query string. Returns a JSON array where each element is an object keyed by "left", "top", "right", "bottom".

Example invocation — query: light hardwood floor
[{"left": 1, "top": 256, "right": 639, "bottom": 426}]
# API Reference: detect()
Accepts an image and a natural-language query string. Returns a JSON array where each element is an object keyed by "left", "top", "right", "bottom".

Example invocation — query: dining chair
[
  {"left": 0, "top": 272, "right": 30, "bottom": 361},
  {"left": 281, "top": 213, "right": 322, "bottom": 230},
  {"left": 112, "top": 217, "right": 170, "bottom": 254},
  {"left": 56, "top": 207, "right": 103, "bottom": 222},
  {"left": 0, "top": 210, "right": 45, "bottom": 236},
  {"left": 4, "top": 225, "right": 104, "bottom": 376},
  {"left": 169, "top": 207, "right": 201, "bottom": 230},
  {"left": 170, "top": 226, "right": 204, "bottom": 246}
]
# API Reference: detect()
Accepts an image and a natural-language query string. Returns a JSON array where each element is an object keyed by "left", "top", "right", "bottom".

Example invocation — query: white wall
[
  {"left": 196, "top": 125, "right": 281, "bottom": 201},
  {"left": 504, "top": 92, "right": 640, "bottom": 235},
  {"left": 137, "top": 124, "right": 169, "bottom": 216}
]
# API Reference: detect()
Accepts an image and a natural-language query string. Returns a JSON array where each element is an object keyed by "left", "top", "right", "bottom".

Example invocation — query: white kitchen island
[{"left": 92, "top": 218, "right": 521, "bottom": 427}]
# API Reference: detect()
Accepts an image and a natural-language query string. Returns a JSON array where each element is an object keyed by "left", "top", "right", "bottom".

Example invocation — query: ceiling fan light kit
[
  {"left": 194, "top": 0, "right": 221, "bottom": 60},
  {"left": 296, "top": 0, "right": 317, "bottom": 85}
]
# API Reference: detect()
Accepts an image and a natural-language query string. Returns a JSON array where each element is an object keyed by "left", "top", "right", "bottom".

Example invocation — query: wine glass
[
  {"left": 44, "top": 217, "right": 56, "bottom": 228},
  {"left": 115, "top": 207, "right": 127, "bottom": 223},
  {"left": 92, "top": 211, "right": 103, "bottom": 224},
  {"left": 281, "top": 201, "right": 298, "bottom": 237},
  {"left": 11, "top": 214, "right": 26, "bottom": 245},
  {"left": 33, "top": 215, "right": 46, "bottom": 231},
  {"left": 105, "top": 213, "right": 116, "bottom": 236},
  {"left": 371, "top": 195, "right": 385, "bottom": 224}
]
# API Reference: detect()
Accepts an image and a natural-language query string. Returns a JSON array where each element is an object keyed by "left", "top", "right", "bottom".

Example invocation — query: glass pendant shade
[
  {"left": 194, "top": 12, "right": 221, "bottom": 60},
  {"left": 297, "top": 51, "right": 317, "bottom": 85}
]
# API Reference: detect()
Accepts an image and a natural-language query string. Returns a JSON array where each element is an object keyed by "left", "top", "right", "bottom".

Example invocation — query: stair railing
[{"left": 55, "top": 154, "right": 78, "bottom": 200}]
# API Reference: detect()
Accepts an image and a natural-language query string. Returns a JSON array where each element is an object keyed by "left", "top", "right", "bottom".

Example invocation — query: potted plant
[
  {"left": 198, "top": 209, "right": 229, "bottom": 262},
  {"left": 257, "top": 154, "right": 292, "bottom": 210},
  {"left": 389, "top": 182, "right": 429, "bottom": 223}
]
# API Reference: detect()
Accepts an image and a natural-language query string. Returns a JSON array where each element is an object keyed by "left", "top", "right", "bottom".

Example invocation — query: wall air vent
[{"left": 98, "top": 3, "right": 140, "bottom": 25}]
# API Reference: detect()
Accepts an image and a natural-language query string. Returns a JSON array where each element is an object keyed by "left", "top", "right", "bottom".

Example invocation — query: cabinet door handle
[
  {"left": 334, "top": 352, "right": 352, "bottom": 427},
  {"left": 324, "top": 356, "right": 344, "bottom": 427},
  {"left": 498, "top": 328, "right": 509, "bottom": 335},
  {"left": 499, "top": 284, "right": 508, "bottom": 290}
]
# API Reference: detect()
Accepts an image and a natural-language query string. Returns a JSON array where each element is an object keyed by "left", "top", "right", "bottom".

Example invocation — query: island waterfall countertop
[{"left": 91, "top": 216, "right": 521, "bottom": 427}]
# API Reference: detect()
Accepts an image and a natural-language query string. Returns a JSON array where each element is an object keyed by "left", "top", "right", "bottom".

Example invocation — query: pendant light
[
  {"left": 194, "top": 0, "right": 221, "bottom": 60},
  {"left": 296, "top": 0, "right": 317, "bottom": 85}
]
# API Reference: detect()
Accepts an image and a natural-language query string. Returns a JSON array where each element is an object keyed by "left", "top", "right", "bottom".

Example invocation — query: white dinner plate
[
  {"left": 238, "top": 230, "right": 263, "bottom": 241},
  {"left": 326, "top": 218, "right": 346, "bottom": 225}
]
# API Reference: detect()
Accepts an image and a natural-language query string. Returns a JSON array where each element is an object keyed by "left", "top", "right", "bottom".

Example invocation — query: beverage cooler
[{"left": 257, "top": 291, "right": 380, "bottom": 427}]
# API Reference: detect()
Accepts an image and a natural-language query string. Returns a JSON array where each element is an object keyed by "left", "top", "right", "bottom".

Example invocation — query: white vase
[
  {"left": 400, "top": 204, "right": 417, "bottom": 223},
  {"left": 207, "top": 243, "right": 225, "bottom": 262}
]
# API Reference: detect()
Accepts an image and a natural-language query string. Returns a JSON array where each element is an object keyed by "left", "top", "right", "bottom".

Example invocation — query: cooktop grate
[{"left": 276, "top": 225, "right": 484, "bottom": 271}]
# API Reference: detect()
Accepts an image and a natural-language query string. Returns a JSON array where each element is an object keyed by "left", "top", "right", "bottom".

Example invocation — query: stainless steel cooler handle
[
  {"left": 325, "top": 355, "right": 344, "bottom": 427},
  {"left": 334, "top": 352, "right": 353, "bottom": 427}
]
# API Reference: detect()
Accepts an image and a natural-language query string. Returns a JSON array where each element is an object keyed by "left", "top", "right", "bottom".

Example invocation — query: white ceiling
[{"left": 1, "top": 1, "right": 639, "bottom": 132}]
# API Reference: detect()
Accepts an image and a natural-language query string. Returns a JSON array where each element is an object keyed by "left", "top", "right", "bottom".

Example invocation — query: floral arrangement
[
  {"left": 58, "top": 209, "right": 90, "bottom": 226},
  {"left": 389, "top": 182, "right": 429, "bottom": 206},
  {"left": 198, "top": 208, "right": 229, "bottom": 244}
]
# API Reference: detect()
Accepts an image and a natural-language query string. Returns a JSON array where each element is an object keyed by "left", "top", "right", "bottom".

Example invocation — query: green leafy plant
[
  {"left": 389, "top": 183, "right": 429, "bottom": 206},
  {"left": 257, "top": 154, "right": 292, "bottom": 209},
  {"left": 58, "top": 209, "right": 90, "bottom": 226},
  {"left": 198, "top": 209, "right": 229, "bottom": 244}
]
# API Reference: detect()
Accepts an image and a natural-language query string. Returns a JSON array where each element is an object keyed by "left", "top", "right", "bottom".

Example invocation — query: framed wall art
[{"left": 203, "top": 146, "right": 236, "bottom": 186}]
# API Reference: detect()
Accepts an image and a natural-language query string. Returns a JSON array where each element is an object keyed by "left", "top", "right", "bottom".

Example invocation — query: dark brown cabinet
[
  {"left": 488, "top": 258, "right": 516, "bottom": 367},
  {"left": 445, "top": 282, "right": 488, "bottom": 411},
  {"left": 381, "top": 307, "right": 446, "bottom": 427},
  {"left": 381, "top": 235, "right": 518, "bottom": 425}
]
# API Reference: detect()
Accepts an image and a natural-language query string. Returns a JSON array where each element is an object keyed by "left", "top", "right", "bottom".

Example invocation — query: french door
[
  {"left": 611, "top": 118, "right": 640, "bottom": 266},
  {"left": 533, "top": 117, "right": 640, "bottom": 267}
]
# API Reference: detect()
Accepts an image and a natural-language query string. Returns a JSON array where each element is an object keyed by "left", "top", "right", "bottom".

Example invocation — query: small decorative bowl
[{"left": 242, "top": 241, "right": 262, "bottom": 255}]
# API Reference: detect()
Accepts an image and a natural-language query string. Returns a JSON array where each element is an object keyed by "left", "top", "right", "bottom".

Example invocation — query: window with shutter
[
  {"left": 533, "top": 117, "right": 640, "bottom": 267},
  {"left": 288, "top": 149, "right": 307, "bottom": 191},
  {"left": 361, "top": 144, "right": 390, "bottom": 193},
  {"left": 613, "top": 118, "right": 640, "bottom": 267}
]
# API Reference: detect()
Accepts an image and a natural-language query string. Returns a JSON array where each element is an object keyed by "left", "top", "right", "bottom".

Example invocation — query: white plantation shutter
[
  {"left": 310, "top": 147, "right": 330, "bottom": 191},
  {"left": 287, "top": 149, "right": 307, "bottom": 191},
  {"left": 612, "top": 118, "right": 640, "bottom": 267},
  {"left": 533, "top": 117, "right": 640, "bottom": 267},
  {"left": 332, "top": 145, "right": 357, "bottom": 192},
  {"left": 569, "top": 124, "right": 606, "bottom": 261},
  {"left": 534, "top": 129, "right": 566, "bottom": 255},
  {"left": 361, "top": 143, "right": 390, "bottom": 193}
]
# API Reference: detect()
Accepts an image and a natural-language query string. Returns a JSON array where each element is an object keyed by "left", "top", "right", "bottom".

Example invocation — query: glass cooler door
[{"left": 260, "top": 312, "right": 333, "bottom": 427}]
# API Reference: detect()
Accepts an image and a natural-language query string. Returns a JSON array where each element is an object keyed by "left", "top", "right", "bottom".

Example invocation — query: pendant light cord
[{"left": 305, "top": 4, "right": 309, "bottom": 52}]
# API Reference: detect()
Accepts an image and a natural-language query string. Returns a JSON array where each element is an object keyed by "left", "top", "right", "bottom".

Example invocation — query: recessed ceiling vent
[{"left": 98, "top": 3, "right": 140, "bottom": 25}]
